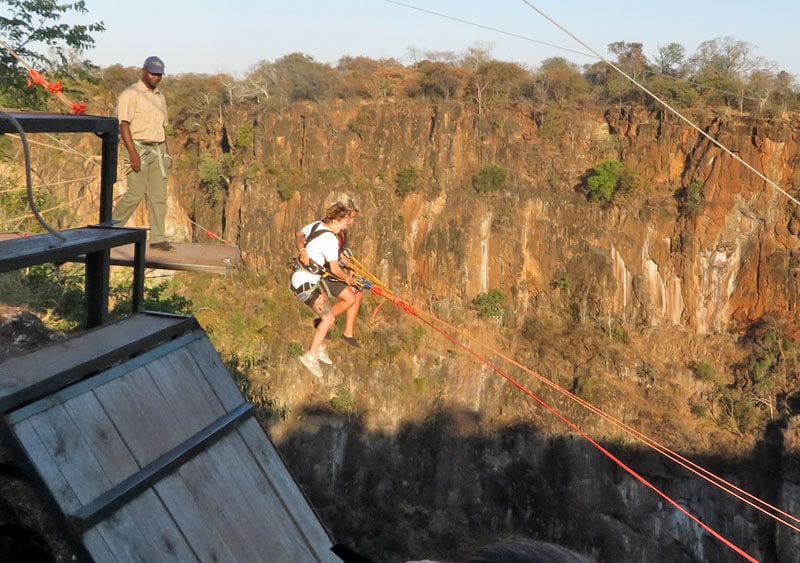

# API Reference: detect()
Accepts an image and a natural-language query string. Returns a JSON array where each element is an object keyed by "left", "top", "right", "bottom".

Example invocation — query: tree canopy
[{"left": 0, "top": 0, "right": 104, "bottom": 108}]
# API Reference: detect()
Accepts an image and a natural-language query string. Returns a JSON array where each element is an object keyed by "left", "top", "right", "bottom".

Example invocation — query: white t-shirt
[{"left": 291, "top": 221, "right": 340, "bottom": 289}]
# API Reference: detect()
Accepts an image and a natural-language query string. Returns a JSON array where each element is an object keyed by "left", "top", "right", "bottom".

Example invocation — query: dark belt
[
  {"left": 296, "top": 282, "right": 314, "bottom": 292},
  {"left": 136, "top": 141, "right": 162, "bottom": 146}
]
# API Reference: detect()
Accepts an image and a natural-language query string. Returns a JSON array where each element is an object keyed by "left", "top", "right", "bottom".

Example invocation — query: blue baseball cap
[{"left": 143, "top": 56, "right": 165, "bottom": 75}]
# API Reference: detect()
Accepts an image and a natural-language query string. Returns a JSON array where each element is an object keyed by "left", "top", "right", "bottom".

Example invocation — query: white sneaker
[
  {"left": 299, "top": 353, "right": 323, "bottom": 377},
  {"left": 317, "top": 345, "right": 333, "bottom": 365}
]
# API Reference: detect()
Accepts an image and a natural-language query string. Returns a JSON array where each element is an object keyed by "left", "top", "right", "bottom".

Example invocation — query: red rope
[
  {"left": 0, "top": 38, "right": 87, "bottom": 114},
  {"left": 411, "top": 306, "right": 800, "bottom": 534},
  {"left": 422, "top": 311, "right": 757, "bottom": 561},
  {"left": 371, "top": 284, "right": 760, "bottom": 562}
]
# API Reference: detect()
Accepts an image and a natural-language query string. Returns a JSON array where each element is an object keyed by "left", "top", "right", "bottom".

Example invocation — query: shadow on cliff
[{"left": 272, "top": 403, "right": 789, "bottom": 563}]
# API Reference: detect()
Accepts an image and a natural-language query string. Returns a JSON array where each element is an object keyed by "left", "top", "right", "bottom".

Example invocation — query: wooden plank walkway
[
  {"left": 0, "top": 232, "right": 240, "bottom": 275},
  {"left": 111, "top": 241, "right": 241, "bottom": 274},
  {"left": 2, "top": 314, "right": 340, "bottom": 562}
]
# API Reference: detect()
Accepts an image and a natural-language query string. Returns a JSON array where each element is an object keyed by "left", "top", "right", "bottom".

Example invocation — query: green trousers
[{"left": 112, "top": 141, "right": 170, "bottom": 243}]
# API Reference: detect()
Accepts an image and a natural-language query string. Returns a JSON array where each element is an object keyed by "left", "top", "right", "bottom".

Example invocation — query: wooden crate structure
[{"left": 0, "top": 312, "right": 339, "bottom": 562}]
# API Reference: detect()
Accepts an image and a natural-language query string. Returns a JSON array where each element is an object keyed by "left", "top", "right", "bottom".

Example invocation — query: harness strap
[
  {"left": 133, "top": 139, "right": 170, "bottom": 179},
  {"left": 299, "top": 221, "right": 335, "bottom": 273}
]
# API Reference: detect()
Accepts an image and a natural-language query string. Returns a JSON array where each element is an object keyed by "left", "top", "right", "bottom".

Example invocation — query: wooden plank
[
  {"left": 25, "top": 404, "right": 115, "bottom": 506},
  {"left": 186, "top": 338, "right": 245, "bottom": 411},
  {"left": 92, "top": 366, "right": 186, "bottom": 467},
  {"left": 238, "top": 418, "right": 339, "bottom": 562},
  {"left": 83, "top": 528, "right": 118, "bottom": 563},
  {"left": 107, "top": 241, "right": 241, "bottom": 275},
  {"left": 0, "top": 312, "right": 197, "bottom": 414},
  {"left": 24, "top": 237, "right": 245, "bottom": 275},
  {"left": 90, "top": 488, "right": 197, "bottom": 562},
  {"left": 62, "top": 391, "right": 140, "bottom": 485},
  {"left": 150, "top": 469, "right": 240, "bottom": 563},
  {"left": 73, "top": 403, "right": 254, "bottom": 529},
  {"left": 158, "top": 441, "right": 267, "bottom": 561},
  {"left": 7, "top": 330, "right": 205, "bottom": 425},
  {"left": 147, "top": 346, "right": 228, "bottom": 429},
  {"left": 177, "top": 430, "right": 325, "bottom": 562},
  {"left": 11, "top": 418, "right": 84, "bottom": 513}
]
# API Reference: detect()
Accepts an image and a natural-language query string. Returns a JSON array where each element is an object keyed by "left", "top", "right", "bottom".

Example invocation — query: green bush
[
  {"left": 692, "top": 360, "right": 715, "bottom": 382},
  {"left": 0, "top": 264, "right": 85, "bottom": 331},
  {"left": 234, "top": 124, "right": 255, "bottom": 150},
  {"left": 551, "top": 275, "right": 573, "bottom": 291},
  {"left": 348, "top": 112, "right": 376, "bottom": 138},
  {"left": 277, "top": 182, "right": 296, "bottom": 201},
  {"left": 678, "top": 180, "right": 705, "bottom": 217},
  {"left": 472, "top": 289, "right": 505, "bottom": 319},
  {"left": 472, "top": 164, "right": 506, "bottom": 193},
  {"left": 198, "top": 152, "right": 226, "bottom": 202},
  {"left": 287, "top": 342, "right": 304, "bottom": 358},
  {"left": 318, "top": 167, "right": 352, "bottom": 182},
  {"left": 395, "top": 165, "right": 421, "bottom": 197},
  {"left": 586, "top": 159, "right": 623, "bottom": 203},
  {"left": 331, "top": 385, "right": 356, "bottom": 412},
  {"left": 110, "top": 280, "right": 193, "bottom": 318}
]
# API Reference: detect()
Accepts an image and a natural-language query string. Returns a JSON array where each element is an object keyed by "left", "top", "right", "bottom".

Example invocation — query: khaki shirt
[{"left": 117, "top": 80, "right": 168, "bottom": 143}]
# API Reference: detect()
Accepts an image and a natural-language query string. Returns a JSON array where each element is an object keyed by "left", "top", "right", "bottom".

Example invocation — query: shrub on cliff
[
  {"left": 677, "top": 180, "right": 705, "bottom": 217},
  {"left": 472, "top": 164, "right": 507, "bottom": 193},
  {"left": 586, "top": 160, "right": 623, "bottom": 203},
  {"left": 395, "top": 165, "right": 421, "bottom": 197},
  {"left": 472, "top": 289, "right": 505, "bottom": 319},
  {"left": 585, "top": 160, "right": 646, "bottom": 203}
]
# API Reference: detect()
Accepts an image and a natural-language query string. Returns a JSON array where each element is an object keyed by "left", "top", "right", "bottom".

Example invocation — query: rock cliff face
[
  {"left": 173, "top": 102, "right": 800, "bottom": 335},
  {"left": 164, "top": 101, "right": 800, "bottom": 562}
]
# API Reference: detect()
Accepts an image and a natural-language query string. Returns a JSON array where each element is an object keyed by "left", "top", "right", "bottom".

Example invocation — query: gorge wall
[
  {"left": 171, "top": 101, "right": 800, "bottom": 335},
  {"left": 154, "top": 100, "right": 800, "bottom": 561}
]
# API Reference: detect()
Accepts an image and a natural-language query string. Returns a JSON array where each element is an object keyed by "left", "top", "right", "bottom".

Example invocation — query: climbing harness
[
  {"left": 131, "top": 140, "right": 172, "bottom": 179},
  {"left": 289, "top": 221, "right": 342, "bottom": 303}
]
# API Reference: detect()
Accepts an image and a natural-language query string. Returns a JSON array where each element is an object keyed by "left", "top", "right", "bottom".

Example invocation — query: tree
[
  {"left": 469, "top": 60, "right": 528, "bottom": 113},
  {"left": 0, "top": 0, "right": 104, "bottom": 108},
  {"left": 406, "top": 60, "right": 466, "bottom": 101},
  {"left": 608, "top": 41, "right": 649, "bottom": 80},
  {"left": 654, "top": 42, "right": 687, "bottom": 78},
  {"left": 687, "top": 36, "right": 773, "bottom": 111},
  {"left": 605, "top": 41, "right": 650, "bottom": 103},
  {"left": 271, "top": 52, "right": 342, "bottom": 103},
  {"left": 528, "top": 57, "right": 589, "bottom": 107}
]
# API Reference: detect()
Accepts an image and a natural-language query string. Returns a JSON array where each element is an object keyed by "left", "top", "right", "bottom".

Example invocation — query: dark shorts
[{"left": 326, "top": 279, "right": 347, "bottom": 297}]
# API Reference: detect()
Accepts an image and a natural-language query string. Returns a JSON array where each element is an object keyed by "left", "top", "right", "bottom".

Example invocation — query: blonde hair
[{"left": 322, "top": 201, "right": 352, "bottom": 223}]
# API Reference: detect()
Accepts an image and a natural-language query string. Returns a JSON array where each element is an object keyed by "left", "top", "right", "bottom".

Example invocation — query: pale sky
[{"left": 79, "top": 0, "right": 800, "bottom": 79}]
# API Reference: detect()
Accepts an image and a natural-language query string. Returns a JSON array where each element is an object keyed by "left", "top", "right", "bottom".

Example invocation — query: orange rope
[
  {"left": 425, "top": 313, "right": 757, "bottom": 561},
  {"left": 371, "top": 283, "right": 759, "bottom": 561},
  {"left": 411, "top": 305, "right": 800, "bottom": 534},
  {"left": 355, "top": 259, "right": 790, "bottom": 561}
]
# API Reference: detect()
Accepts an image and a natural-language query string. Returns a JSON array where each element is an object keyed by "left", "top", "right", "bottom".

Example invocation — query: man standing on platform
[{"left": 112, "top": 55, "right": 175, "bottom": 252}]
